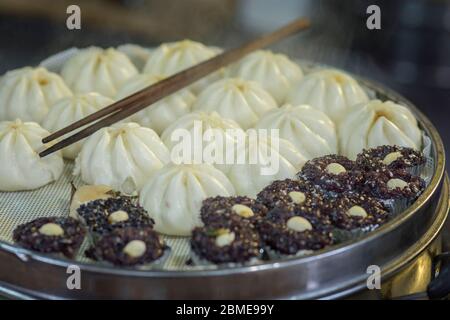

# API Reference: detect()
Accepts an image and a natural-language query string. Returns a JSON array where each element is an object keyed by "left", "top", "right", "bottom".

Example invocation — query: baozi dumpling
[
  {"left": 143, "top": 40, "right": 222, "bottom": 93},
  {"left": 285, "top": 69, "right": 369, "bottom": 124},
  {"left": 0, "top": 119, "right": 63, "bottom": 191},
  {"left": 139, "top": 164, "right": 235, "bottom": 236},
  {"left": 339, "top": 100, "right": 422, "bottom": 159},
  {"left": 117, "top": 44, "right": 151, "bottom": 70},
  {"left": 226, "top": 136, "right": 307, "bottom": 198},
  {"left": 116, "top": 74, "right": 195, "bottom": 134},
  {"left": 0, "top": 67, "right": 72, "bottom": 123},
  {"left": 161, "top": 111, "right": 245, "bottom": 172},
  {"left": 192, "top": 78, "right": 277, "bottom": 129},
  {"left": 42, "top": 93, "right": 114, "bottom": 159},
  {"left": 255, "top": 104, "right": 337, "bottom": 159},
  {"left": 74, "top": 122, "right": 170, "bottom": 194},
  {"left": 228, "top": 50, "right": 303, "bottom": 104},
  {"left": 61, "top": 47, "right": 138, "bottom": 98}
]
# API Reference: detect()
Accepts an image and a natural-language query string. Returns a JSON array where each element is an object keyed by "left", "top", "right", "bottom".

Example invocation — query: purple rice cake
[
  {"left": 298, "top": 155, "right": 360, "bottom": 197},
  {"left": 325, "top": 192, "right": 390, "bottom": 241},
  {"left": 200, "top": 196, "right": 268, "bottom": 228},
  {"left": 256, "top": 178, "right": 325, "bottom": 211},
  {"left": 359, "top": 168, "right": 426, "bottom": 212},
  {"left": 85, "top": 226, "right": 167, "bottom": 267},
  {"left": 356, "top": 145, "right": 426, "bottom": 174},
  {"left": 257, "top": 207, "right": 333, "bottom": 259},
  {"left": 190, "top": 220, "right": 262, "bottom": 266},
  {"left": 76, "top": 197, "right": 154, "bottom": 238},
  {"left": 13, "top": 217, "right": 86, "bottom": 258}
]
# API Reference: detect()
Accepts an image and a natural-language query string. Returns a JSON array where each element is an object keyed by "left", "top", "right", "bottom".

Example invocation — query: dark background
[{"left": 0, "top": 0, "right": 449, "bottom": 161}]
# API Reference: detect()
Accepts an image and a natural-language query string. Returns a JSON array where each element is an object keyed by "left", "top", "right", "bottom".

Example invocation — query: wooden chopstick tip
[{"left": 39, "top": 147, "right": 53, "bottom": 158}]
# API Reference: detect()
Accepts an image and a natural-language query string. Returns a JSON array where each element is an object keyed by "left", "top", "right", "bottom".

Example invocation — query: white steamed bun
[
  {"left": 255, "top": 104, "right": 338, "bottom": 159},
  {"left": 285, "top": 69, "right": 369, "bottom": 124},
  {"left": 339, "top": 100, "right": 422, "bottom": 159},
  {"left": 226, "top": 136, "right": 307, "bottom": 198},
  {"left": 143, "top": 40, "right": 222, "bottom": 93},
  {"left": 74, "top": 122, "right": 170, "bottom": 194},
  {"left": 61, "top": 47, "right": 138, "bottom": 98},
  {"left": 227, "top": 50, "right": 303, "bottom": 104},
  {"left": 139, "top": 163, "right": 235, "bottom": 236},
  {"left": 0, "top": 119, "right": 63, "bottom": 191},
  {"left": 42, "top": 92, "right": 114, "bottom": 159},
  {"left": 0, "top": 67, "right": 72, "bottom": 124},
  {"left": 161, "top": 111, "right": 245, "bottom": 172},
  {"left": 116, "top": 74, "right": 195, "bottom": 134},
  {"left": 192, "top": 78, "right": 277, "bottom": 129}
]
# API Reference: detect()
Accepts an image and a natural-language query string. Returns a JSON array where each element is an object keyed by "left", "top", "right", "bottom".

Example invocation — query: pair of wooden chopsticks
[{"left": 39, "top": 18, "right": 311, "bottom": 158}]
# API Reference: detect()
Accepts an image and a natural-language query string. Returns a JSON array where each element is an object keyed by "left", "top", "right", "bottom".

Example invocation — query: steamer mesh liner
[{"left": 0, "top": 46, "right": 435, "bottom": 272}]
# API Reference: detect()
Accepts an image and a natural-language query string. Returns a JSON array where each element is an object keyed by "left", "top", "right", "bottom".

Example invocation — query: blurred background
[{"left": 0, "top": 0, "right": 449, "bottom": 159}]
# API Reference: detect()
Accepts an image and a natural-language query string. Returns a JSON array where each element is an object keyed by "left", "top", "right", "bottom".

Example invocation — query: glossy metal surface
[{"left": 0, "top": 74, "right": 447, "bottom": 300}]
